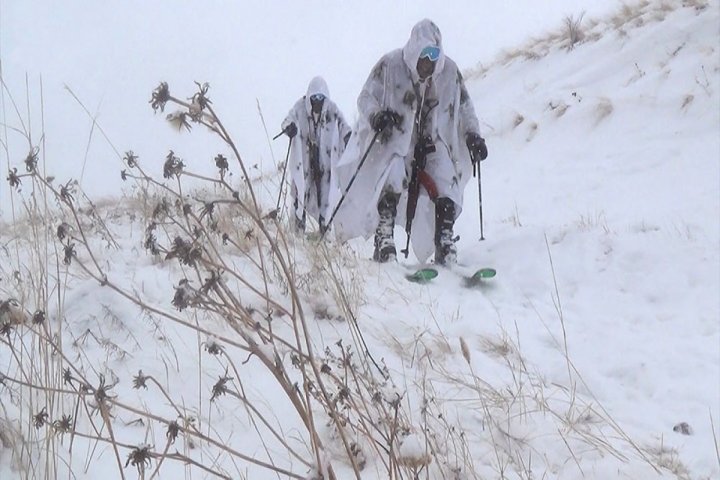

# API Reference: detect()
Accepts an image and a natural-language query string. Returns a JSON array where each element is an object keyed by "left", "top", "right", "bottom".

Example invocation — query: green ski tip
[
  {"left": 471, "top": 268, "right": 497, "bottom": 279},
  {"left": 464, "top": 267, "right": 496, "bottom": 288},
  {"left": 406, "top": 268, "right": 438, "bottom": 283}
]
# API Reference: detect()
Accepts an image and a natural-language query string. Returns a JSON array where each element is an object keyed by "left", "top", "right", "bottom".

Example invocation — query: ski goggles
[
  {"left": 419, "top": 45, "right": 441, "bottom": 62},
  {"left": 310, "top": 93, "right": 325, "bottom": 102}
]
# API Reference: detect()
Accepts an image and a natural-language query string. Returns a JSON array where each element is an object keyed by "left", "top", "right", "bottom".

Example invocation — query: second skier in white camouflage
[{"left": 281, "top": 76, "right": 351, "bottom": 233}]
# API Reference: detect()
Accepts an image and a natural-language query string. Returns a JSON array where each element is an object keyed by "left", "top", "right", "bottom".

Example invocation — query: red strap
[{"left": 417, "top": 170, "right": 438, "bottom": 200}]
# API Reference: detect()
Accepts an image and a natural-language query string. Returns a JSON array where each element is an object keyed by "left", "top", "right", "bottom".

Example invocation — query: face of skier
[
  {"left": 416, "top": 57, "right": 436, "bottom": 80},
  {"left": 416, "top": 45, "right": 440, "bottom": 80},
  {"left": 310, "top": 93, "right": 325, "bottom": 114}
]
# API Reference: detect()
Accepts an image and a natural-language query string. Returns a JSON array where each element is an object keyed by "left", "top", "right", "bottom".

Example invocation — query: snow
[
  {"left": 1, "top": 1, "right": 719, "bottom": 479},
  {"left": 396, "top": 432, "right": 431, "bottom": 469}
]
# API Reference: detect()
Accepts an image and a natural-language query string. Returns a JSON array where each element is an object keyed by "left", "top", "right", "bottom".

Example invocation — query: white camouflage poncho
[
  {"left": 282, "top": 76, "right": 351, "bottom": 224},
  {"left": 331, "top": 19, "right": 482, "bottom": 262}
]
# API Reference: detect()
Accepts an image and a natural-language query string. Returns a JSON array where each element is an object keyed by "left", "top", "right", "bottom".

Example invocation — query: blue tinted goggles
[
  {"left": 419, "top": 45, "right": 441, "bottom": 62},
  {"left": 310, "top": 93, "right": 325, "bottom": 102}
]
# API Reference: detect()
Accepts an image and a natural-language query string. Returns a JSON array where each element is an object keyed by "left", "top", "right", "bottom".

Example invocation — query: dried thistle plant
[{"left": 150, "top": 82, "right": 170, "bottom": 112}]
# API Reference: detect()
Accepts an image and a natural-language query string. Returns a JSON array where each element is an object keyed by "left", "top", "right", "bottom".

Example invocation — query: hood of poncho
[{"left": 402, "top": 19, "right": 446, "bottom": 82}]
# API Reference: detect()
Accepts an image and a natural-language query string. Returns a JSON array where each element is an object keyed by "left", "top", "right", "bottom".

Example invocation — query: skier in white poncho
[
  {"left": 330, "top": 19, "right": 488, "bottom": 264},
  {"left": 280, "top": 76, "right": 351, "bottom": 233}
]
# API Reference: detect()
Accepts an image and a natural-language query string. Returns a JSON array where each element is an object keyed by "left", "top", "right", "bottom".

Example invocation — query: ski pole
[
  {"left": 275, "top": 137, "right": 293, "bottom": 214},
  {"left": 471, "top": 150, "right": 485, "bottom": 241},
  {"left": 321, "top": 129, "right": 381, "bottom": 239}
]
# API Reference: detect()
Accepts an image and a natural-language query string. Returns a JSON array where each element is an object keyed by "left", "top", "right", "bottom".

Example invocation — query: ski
[
  {"left": 405, "top": 267, "right": 439, "bottom": 283},
  {"left": 463, "top": 267, "right": 497, "bottom": 287},
  {"left": 405, "top": 267, "right": 496, "bottom": 285}
]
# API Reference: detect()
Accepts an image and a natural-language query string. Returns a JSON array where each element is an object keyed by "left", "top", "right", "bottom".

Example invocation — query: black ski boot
[
  {"left": 434, "top": 197, "right": 457, "bottom": 265},
  {"left": 373, "top": 192, "right": 399, "bottom": 263}
]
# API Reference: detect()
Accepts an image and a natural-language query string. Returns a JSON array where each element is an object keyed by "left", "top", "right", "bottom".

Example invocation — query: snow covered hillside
[
  {"left": 474, "top": 0, "right": 720, "bottom": 474},
  {"left": 1, "top": 1, "right": 719, "bottom": 479}
]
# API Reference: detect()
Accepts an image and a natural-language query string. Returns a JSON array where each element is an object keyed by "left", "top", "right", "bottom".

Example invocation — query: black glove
[
  {"left": 343, "top": 131, "right": 351, "bottom": 147},
  {"left": 371, "top": 109, "right": 400, "bottom": 132},
  {"left": 283, "top": 122, "right": 298, "bottom": 139},
  {"left": 466, "top": 133, "right": 487, "bottom": 163}
]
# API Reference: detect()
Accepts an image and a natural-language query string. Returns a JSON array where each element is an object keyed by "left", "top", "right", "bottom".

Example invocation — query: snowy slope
[
  {"left": 460, "top": 1, "right": 720, "bottom": 476},
  {"left": 1, "top": 1, "right": 719, "bottom": 479}
]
